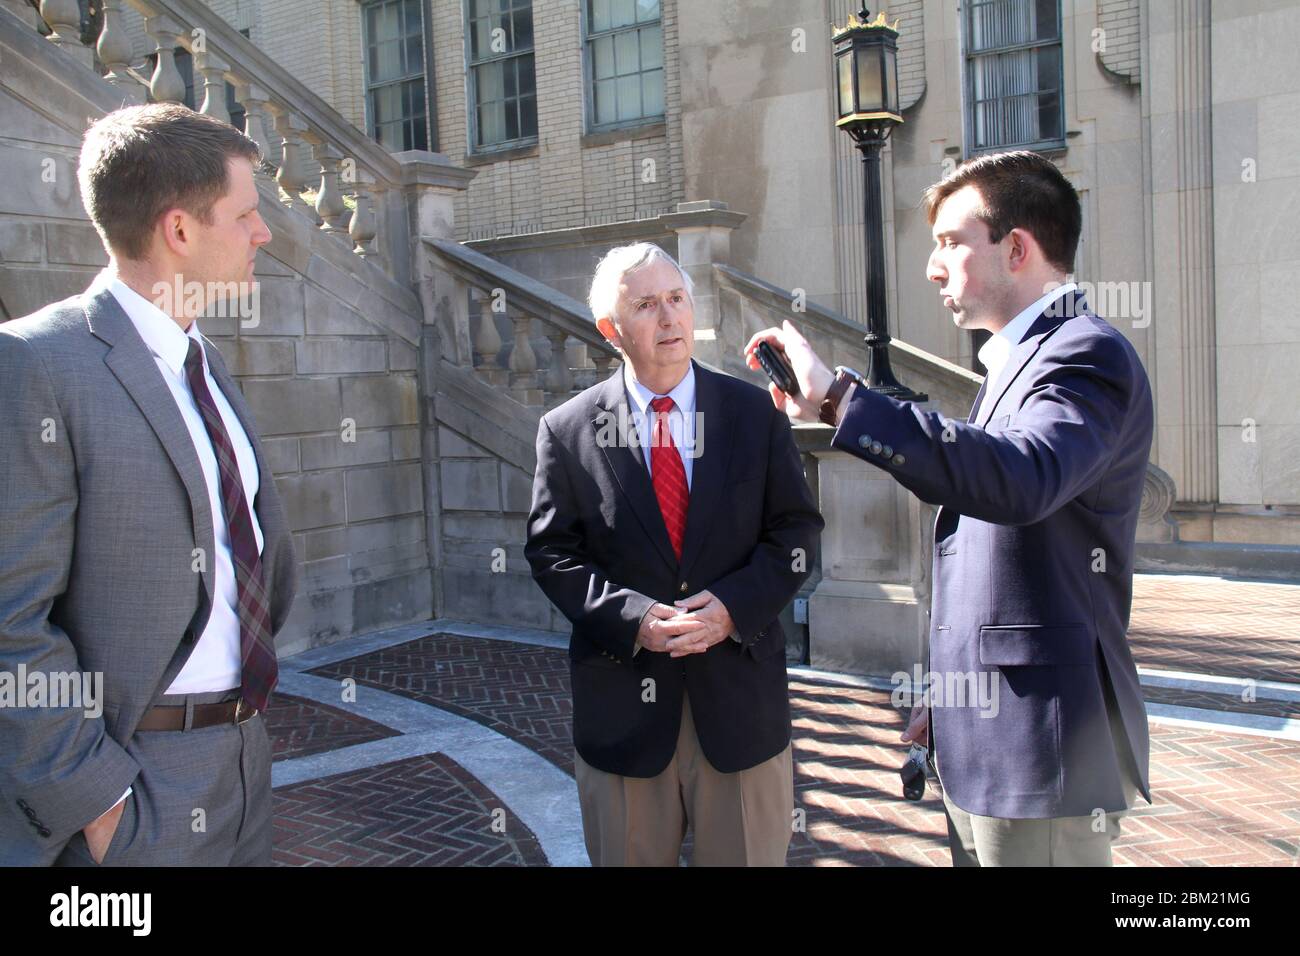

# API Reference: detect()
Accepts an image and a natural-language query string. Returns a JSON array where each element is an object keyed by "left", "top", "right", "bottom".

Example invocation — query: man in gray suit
[{"left": 0, "top": 103, "right": 298, "bottom": 865}]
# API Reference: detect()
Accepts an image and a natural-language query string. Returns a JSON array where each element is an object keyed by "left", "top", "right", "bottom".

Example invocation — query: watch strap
[{"left": 820, "top": 370, "right": 855, "bottom": 426}]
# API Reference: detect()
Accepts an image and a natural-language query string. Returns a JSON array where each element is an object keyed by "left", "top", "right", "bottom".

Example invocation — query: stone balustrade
[
  {"left": 424, "top": 238, "right": 621, "bottom": 409},
  {"left": 29, "top": 0, "right": 404, "bottom": 276}
]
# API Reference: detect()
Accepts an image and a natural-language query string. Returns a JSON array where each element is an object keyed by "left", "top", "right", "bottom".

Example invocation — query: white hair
[{"left": 587, "top": 242, "right": 694, "bottom": 324}]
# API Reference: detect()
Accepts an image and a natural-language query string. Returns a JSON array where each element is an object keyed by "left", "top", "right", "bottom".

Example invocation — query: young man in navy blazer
[
  {"left": 526, "top": 244, "right": 823, "bottom": 866},
  {"left": 747, "top": 151, "right": 1153, "bottom": 866}
]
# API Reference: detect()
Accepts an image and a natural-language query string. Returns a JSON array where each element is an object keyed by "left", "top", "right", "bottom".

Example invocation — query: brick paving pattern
[
  {"left": 307, "top": 633, "right": 575, "bottom": 774},
  {"left": 264, "top": 694, "right": 400, "bottom": 760},
  {"left": 1129, "top": 575, "right": 1300, "bottom": 683},
  {"left": 273, "top": 752, "right": 548, "bottom": 867},
  {"left": 268, "top": 575, "right": 1300, "bottom": 866}
]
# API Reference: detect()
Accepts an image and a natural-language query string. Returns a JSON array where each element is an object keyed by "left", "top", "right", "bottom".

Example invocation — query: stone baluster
[
  {"left": 39, "top": 0, "right": 83, "bottom": 50},
  {"left": 363, "top": 179, "right": 388, "bottom": 265},
  {"left": 509, "top": 312, "right": 541, "bottom": 404},
  {"left": 565, "top": 336, "right": 589, "bottom": 372},
  {"left": 473, "top": 290, "right": 503, "bottom": 369},
  {"left": 592, "top": 351, "right": 614, "bottom": 378},
  {"left": 144, "top": 15, "right": 187, "bottom": 104},
  {"left": 310, "top": 143, "right": 349, "bottom": 235},
  {"left": 295, "top": 129, "right": 327, "bottom": 226},
  {"left": 271, "top": 108, "right": 315, "bottom": 219},
  {"left": 97, "top": 0, "right": 141, "bottom": 97},
  {"left": 348, "top": 175, "right": 378, "bottom": 258},
  {"left": 231, "top": 80, "right": 277, "bottom": 182},
  {"left": 193, "top": 50, "right": 231, "bottom": 124},
  {"left": 545, "top": 327, "right": 573, "bottom": 397}
]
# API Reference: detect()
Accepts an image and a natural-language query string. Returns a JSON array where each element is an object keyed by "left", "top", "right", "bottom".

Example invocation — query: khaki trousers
[
  {"left": 937, "top": 750, "right": 1141, "bottom": 867},
  {"left": 573, "top": 695, "right": 794, "bottom": 866}
]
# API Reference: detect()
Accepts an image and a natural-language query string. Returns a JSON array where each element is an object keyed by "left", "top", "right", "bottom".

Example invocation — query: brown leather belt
[{"left": 136, "top": 699, "right": 258, "bottom": 732}]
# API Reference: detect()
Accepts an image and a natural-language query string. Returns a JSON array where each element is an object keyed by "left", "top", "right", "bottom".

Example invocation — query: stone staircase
[{"left": 2, "top": 0, "right": 1194, "bottom": 675}]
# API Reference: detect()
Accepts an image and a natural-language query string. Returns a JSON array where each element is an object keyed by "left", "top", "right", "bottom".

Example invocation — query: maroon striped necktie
[
  {"left": 183, "top": 339, "right": 277, "bottom": 712},
  {"left": 649, "top": 396, "right": 689, "bottom": 560}
]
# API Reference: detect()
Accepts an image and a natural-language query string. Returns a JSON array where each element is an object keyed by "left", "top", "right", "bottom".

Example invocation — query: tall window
[
  {"left": 466, "top": 0, "right": 537, "bottom": 151},
  {"left": 364, "top": 0, "right": 429, "bottom": 151},
  {"left": 964, "top": 0, "right": 1064, "bottom": 153},
  {"left": 585, "top": 0, "right": 663, "bottom": 129}
]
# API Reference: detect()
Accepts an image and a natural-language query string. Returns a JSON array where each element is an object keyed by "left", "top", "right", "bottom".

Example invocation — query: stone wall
[{"left": 0, "top": 15, "right": 434, "bottom": 656}]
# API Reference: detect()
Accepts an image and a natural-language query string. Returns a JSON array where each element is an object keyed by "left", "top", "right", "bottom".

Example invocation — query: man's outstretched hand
[{"left": 743, "top": 320, "right": 836, "bottom": 423}]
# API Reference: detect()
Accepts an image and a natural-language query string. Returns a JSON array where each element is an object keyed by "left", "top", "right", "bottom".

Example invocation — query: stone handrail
[
  {"left": 34, "top": 0, "right": 399, "bottom": 270},
  {"left": 424, "top": 238, "right": 621, "bottom": 407},
  {"left": 713, "top": 262, "right": 982, "bottom": 419}
]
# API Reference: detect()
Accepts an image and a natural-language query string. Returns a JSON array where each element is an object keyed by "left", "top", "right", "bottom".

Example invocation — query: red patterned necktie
[
  {"left": 183, "top": 339, "right": 278, "bottom": 712},
  {"left": 648, "top": 396, "right": 689, "bottom": 560}
]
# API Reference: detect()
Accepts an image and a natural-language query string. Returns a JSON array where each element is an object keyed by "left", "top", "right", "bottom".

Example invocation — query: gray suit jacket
[{"left": 0, "top": 285, "right": 298, "bottom": 865}]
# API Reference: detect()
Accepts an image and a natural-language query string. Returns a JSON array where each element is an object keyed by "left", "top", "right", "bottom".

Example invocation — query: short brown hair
[
  {"left": 77, "top": 103, "right": 261, "bottom": 261},
  {"left": 922, "top": 150, "right": 1081, "bottom": 274}
]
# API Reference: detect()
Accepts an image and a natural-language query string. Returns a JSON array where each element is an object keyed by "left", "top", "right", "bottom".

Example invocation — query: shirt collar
[
  {"left": 100, "top": 269, "right": 205, "bottom": 377},
  {"left": 623, "top": 361, "right": 696, "bottom": 416},
  {"left": 977, "top": 281, "right": 1078, "bottom": 374}
]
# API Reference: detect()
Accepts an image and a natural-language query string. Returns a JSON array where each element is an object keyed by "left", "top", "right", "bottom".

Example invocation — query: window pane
[
  {"left": 590, "top": 0, "right": 611, "bottom": 33},
  {"left": 610, "top": 0, "right": 635, "bottom": 30},
  {"left": 1035, "top": 0, "right": 1059, "bottom": 41},
  {"left": 403, "top": 0, "right": 421, "bottom": 34},
  {"left": 614, "top": 28, "right": 639, "bottom": 74},
  {"left": 471, "top": 17, "right": 491, "bottom": 59},
  {"left": 640, "top": 25, "right": 663, "bottom": 70},
  {"left": 506, "top": 100, "right": 519, "bottom": 141},
  {"left": 593, "top": 35, "right": 615, "bottom": 79},
  {"left": 1037, "top": 90, "right": 1061, "bottom": 141},
  {"left": 616, "top": 73, "right": 640, "bottom": 120},
  {"left": 514, "top": 9, "right": 534, "bottom": 49},
  {"left": 477, "top": 62, "right": 504, "bottom": 102},
  {"left": 479, "top": 101, "right": 505, "bottom": 145},
  {"left": 505, "top": 59, "right": 518, "bottom": 98},
  {"left": 855, "top": 53, "right": 882, "bottom": 111},
  {"left": 1036, "top": 44, "right": 1060, "bottom": 93},
  {"left": 412, "top": 115, "right": 428, "bottom": 150},
  {"left": 406, "top": 34, "right": 423, "bottom": 73},
  {"left": 636, "top": 0, "right": 660, "bottom": 23},
  {"left": 642, "top": 67, "right": 663, "bottom": 117},
  {"left": 836, "top": 52, "right": 853, "bottom": 115},
  {"left": 520, "top": 94, "right": 537, "bottom": 138},
  {"left": 518, "top": 53, "right": 536, "bottom": 95},
  {"left": 594, "top": 77, "right": 617, "bottom": 124}
]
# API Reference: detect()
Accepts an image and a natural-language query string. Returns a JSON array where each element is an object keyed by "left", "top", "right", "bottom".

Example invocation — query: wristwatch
[{"left": 819, "top": 366, "right": 867, "bottom": 426}]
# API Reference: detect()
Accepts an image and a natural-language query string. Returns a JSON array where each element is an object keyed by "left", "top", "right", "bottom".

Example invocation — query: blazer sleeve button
[
  {"left": 892, "top": 453, "right": 906, "bottom": 466},
  {"left": 858, "top": 435, "right": 872, "bottom": 449},
  {"left": 870, "top": 441, "right": 883, "bottom": 455}
]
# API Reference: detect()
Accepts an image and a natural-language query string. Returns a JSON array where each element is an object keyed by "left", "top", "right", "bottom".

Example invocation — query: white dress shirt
[
  {"left": 975, "top": 282, "right": 1077, "bottom": 422},
  {"left": 98, "top": 270, "right": 263, "bottom": 696},
  {"left": 624, "top": 361, "right": 698, "bottom": 490}
]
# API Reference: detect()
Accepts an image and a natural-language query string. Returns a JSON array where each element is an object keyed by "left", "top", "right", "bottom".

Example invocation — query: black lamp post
[{"left": 832, "top": 5, "right": 926, "bottom": 402}]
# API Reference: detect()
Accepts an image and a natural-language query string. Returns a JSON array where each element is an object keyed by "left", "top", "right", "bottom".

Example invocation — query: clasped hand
[{"left": 636, "top": 589, "right": 734, "bottom": 657}]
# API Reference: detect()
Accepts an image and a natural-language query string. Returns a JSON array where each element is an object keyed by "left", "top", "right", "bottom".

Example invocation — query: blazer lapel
[
  {"left": 591, "top": 365, "right": 679, "bottom": 571},
  {"left": 85, "top": 288, "right": 216, "bottom": 612},
  {"left": 677, "top": 363, "right": 735, "bottom": 581},
  {"left": 976, "top": 290, "right": 1083, "bottom": 428}
]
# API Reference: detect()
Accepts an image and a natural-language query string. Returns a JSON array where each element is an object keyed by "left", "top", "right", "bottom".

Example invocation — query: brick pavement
[{"left": 268, "top": 574, "right": 1300, "bottom": 866}]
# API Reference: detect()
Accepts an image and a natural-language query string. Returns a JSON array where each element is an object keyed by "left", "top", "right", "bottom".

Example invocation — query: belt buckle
[{"left": 234, "top": 699, "right": 258, "bottom": 724}]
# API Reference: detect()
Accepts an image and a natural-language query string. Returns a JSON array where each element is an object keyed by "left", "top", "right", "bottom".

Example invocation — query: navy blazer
[
  {"left": 833, "top": 292, "right": 1153, "bottom": 818},
  {"left": 526, "top": 360, "right": 823, "bottom": 777}
]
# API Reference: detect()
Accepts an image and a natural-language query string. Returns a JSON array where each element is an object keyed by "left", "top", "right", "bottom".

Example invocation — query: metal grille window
[
  {"left": 466, "top": 0, "right": 537, "bottom": 150},
  {"left": 364, "top": 0, "right": 429, "bottom": 151},
  {"left": 585, "top": 0, "right": 663, "bottom": 129},
  {"left": 964, "top": 0, "right": 1064, "bottom": 153}
]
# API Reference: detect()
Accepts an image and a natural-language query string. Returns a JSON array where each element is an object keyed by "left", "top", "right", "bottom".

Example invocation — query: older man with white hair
[{"left": 525, "top": 243, "right": 823, "bottom": 866}]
